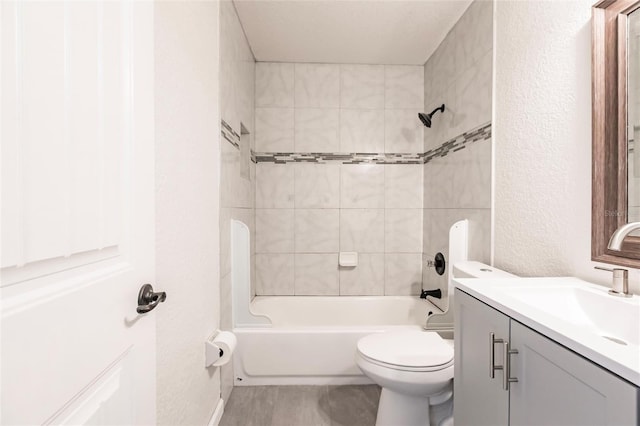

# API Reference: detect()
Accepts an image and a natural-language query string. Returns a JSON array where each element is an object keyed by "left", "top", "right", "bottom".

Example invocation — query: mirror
[{"left": 592, "top": 0, "right": 640, "bottom": 267}]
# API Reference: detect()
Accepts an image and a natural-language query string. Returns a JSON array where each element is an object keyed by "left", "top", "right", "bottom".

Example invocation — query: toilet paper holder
[
  {"left": 205, "top": 330, "right": 237, "bottom": 368},
  {"left": 205, "top": 337, "right": 223, "bottom": 367}
]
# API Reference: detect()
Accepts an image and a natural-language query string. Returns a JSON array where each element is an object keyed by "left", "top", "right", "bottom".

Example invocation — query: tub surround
[
  {"left": 251, "top": 1, "right": 495, "bottom": 299},
  {"left": 254, "top": 62, "right": 426, "bottom": 297},
  {"left": 422, "top": 0, "right": 493, "bottom": 303}
]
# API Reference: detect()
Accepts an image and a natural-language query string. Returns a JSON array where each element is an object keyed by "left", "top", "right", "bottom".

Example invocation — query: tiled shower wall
[
  {"left": 421, "top": 0, "right": 493, "bottom": 297},
  {"left": 254, "top": 63, "right": 426, "bottom": 296},
  {"left": 219, "top": 0, "right": 255, "bottom": 402}
]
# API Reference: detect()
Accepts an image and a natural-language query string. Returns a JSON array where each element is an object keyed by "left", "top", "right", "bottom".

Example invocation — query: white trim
[
  {"left": 234, "top": 375, "right": 373, "bottom": 387},
  {"left": 207, "top": 399, "right": 224, "bottom": 426}
]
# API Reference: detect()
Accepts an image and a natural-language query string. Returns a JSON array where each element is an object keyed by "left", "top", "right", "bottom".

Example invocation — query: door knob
[{"left": 137, "top": 283, "right": 166, "bottom": 314}]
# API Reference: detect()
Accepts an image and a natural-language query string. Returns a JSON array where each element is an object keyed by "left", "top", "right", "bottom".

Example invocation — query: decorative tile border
[
  {"left": 254, "top": 152, "right": 424, "bottom": 165},
  {"left": 221, "top": 120, "right": 240, "bottom": 149},
  {"left": 223, "top": 120, "right": 491, "bottom": 165},
  {"left": 421, "top": 121, "right": 491, "bottom": 164}
]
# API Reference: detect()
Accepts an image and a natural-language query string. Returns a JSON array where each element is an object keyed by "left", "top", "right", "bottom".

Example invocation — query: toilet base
[{"left": 376, "top": 388, "right": 431, "bottom": 426}]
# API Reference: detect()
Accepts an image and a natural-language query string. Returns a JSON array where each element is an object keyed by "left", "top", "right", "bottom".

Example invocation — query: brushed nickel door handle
[
  {"left": 503, "top": 341, "right": 519, "bottom": 391},
  {"left": 137, "top": 283, "right": 167, "bottom": 314},
  {"left": 490, "top": 332, "right": 504, "bottom": 379}
]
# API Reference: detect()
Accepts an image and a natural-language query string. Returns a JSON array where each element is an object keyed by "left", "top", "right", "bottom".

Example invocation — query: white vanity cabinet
[{"left": 454, "top": 289, "right": 639, "bottom": 426}]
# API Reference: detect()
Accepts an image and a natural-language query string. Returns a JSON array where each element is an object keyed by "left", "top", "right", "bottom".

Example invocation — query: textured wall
[
  {"left": 218, "top": 0, "right": 256, "bottom": 402},
  {"left": 493, "top": 0, "right": 640, "bottom": 293},
  {"left": 494, "top": 0, "right": 591, "bottom": 276},
  {"left": 155, "top": 2, "right": 221, "bottom": 424},
  {"left": 422, "top": 0, "right": 493, "bottom": 299},
  {"left": 253, "top": 63, "right": 426, "bottom": 296}
]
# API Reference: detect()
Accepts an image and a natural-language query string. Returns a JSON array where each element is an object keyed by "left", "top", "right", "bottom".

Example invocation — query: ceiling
[{"left": 233, "top": 0, "right": 473, "bottom": 65}]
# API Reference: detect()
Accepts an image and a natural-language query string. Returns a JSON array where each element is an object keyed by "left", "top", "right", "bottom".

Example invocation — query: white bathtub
[{"left": 232, "top": 296, "right": 444, "bottom": 386}]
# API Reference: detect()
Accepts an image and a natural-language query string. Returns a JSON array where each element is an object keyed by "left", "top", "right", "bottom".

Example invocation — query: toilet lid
[{"left": 357, "top": 331, "right": 453, "bottom": 369}]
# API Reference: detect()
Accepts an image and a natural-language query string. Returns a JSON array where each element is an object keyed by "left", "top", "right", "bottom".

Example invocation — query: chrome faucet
[{"left": 607, "top": 222, "right": 640, "bottom": 250}]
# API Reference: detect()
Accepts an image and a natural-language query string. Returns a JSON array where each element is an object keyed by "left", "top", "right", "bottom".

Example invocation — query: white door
[{"left": 1, "top": 1, "right": 157, "bottom": 424}]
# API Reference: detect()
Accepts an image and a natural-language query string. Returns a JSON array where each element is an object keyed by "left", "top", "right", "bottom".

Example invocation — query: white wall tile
[
  {"left": 294, "top": 163, "right": 340, "bottom": 208},
  {"left": 385, "top": 209, "right": 422, "bottom": 253},
  {"left": 430, "top": 34, "right": 456, "bottom": 96},
  {"left": 340, "top": 164, "right": 385, "bottom": 208},
  {"left": 423, "top": 58, "right": 436, "bottom": 152},
  {"left": 385, "top": 65, "right": 424, "bottom": 109},
  {"left": 295, "top": 254, "right": 339, "bottom": 295},
  {"left": 295, "top": 64, "right": 340, "bottom": 108},
  {"left": 340, "top": 254, "right": 384, "bottom": 295},
  {"left": 454, "top": 0, "right": 493, "bottom": 74},
  {"left": 295, "top": 209, "right": 339, "bottom": 253},
  {"left": 422, "top": 205, "right": 432, "bottom": 255},
  {"left": 255, "top": 107, "right": 294, "bottom": 152},
  {"left": 256, "top": 209, "right": 294, "bottom": 253},
  {"left": 238, "top": 60, "right": 256, "bottom": 134},
  {"left": 384, "top": 253, "right": 422, "bottom": 295},
  {"left": 220, "top": 140, "right": 240, "bottom": 208},
  {"left": 340, "top": 209, "right": 385, "bottom": 253},
  {"left": 435, "top": 82, "right": 457, "bottom": 145},
  {"left": 385, "top": 109, "right": 424, "bottom": 153},
  {"left": 424, "top": 156, "right": 455, "bottom": 209},
  {"left": 453, "top": 139, "right": 491, "bottom": 209},
  {"left": 220, "top": 208, "right": 232, "bottom": 277},
  {"left": 455, "top": 50, "right": 492, "bottom": 135},
  {"left": 256, "top": 163, "right": 295, "bottom": 208},
  {"left": 340, "top": 109, "right": 385, "bottom": 152},
  {"left": 340, "top": 65, "right": 385, "bottom": 109},
  {"left": 256, "top": 254, "right": 294, "bottom": 295},
  {"left": 295, "top": 108, "right": 340, "bottom": 152},
  {"left": 385, "top": 164, "right": 424, "bottom": 208},
  {"left": 256, "top": 62, "right": 294, "bottom": 107}
]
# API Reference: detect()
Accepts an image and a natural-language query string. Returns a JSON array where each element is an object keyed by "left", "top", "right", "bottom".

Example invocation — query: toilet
[
  {"left": 356, "top": 221, "right": 517, "bottom": 426},
  {"left": 356, "top": 330, "right": 454, "bottom": 426}
]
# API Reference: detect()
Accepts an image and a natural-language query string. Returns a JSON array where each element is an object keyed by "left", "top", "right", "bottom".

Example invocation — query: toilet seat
[{"left": 357, "top": 330, "right": 453, "bottom": 372}]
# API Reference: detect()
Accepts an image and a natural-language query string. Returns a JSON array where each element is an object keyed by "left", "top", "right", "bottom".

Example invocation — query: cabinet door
[
  {"left": 510, "top": 321, "right": 639, "bottom": 426},
  {"left": 454, "top": 289, "right": 511, "bottom": 426}
]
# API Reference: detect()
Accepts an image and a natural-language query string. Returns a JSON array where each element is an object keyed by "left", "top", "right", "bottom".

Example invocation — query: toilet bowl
[
  {"left": 355, "top": 221, "right": 518, "bottom": 426},
  {"left": 356, "top": 330, "right": 454, "bottom": 426}
]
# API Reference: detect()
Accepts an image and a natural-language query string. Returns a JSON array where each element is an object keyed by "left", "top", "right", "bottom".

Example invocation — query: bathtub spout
[{"left": 420, "top": 289, "right": 442, "bottom": 299}]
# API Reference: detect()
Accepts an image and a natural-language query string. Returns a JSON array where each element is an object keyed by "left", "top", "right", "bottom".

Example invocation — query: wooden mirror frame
[{"left": 592, "top": 0, "right": 640, "bottom": 267}]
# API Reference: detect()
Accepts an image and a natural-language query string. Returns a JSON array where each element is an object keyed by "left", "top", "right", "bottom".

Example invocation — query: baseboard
[
  {"left": 234, "top": 375, "right": 373, "bottom": 386},
  {"left": 207, "top": 398, "right": 224, "bottom": 426}
]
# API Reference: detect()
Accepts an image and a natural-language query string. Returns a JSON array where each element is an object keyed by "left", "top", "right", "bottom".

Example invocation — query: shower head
[{"left": 418, "top": 104, "right": 446, "bottom": 128}]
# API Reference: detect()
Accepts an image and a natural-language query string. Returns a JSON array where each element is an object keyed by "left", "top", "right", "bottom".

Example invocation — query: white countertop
[{"left": 454, "top": 277, "right": 640, "bottom": 387}]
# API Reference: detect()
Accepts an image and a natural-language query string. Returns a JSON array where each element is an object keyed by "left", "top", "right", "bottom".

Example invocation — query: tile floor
[{"left": 220, "top": 385, "right": 381, "bottom": 426}]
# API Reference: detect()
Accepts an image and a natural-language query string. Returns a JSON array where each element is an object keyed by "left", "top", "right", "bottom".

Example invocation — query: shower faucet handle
[{"left": 425, "top": 252, "right": 446, "bottom": 276}]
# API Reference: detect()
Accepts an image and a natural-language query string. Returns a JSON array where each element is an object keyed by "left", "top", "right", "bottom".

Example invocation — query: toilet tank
[{"left": 452, "top": 261, "right": 517, "bottom": 279}]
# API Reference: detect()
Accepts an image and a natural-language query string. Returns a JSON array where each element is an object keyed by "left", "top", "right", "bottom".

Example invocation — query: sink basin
[
  {"left": 453, "top": 276, "right": 640, "bottom": 386},
  {"left": 503, "top": 285, "right": 640, "bottom": 346}
]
